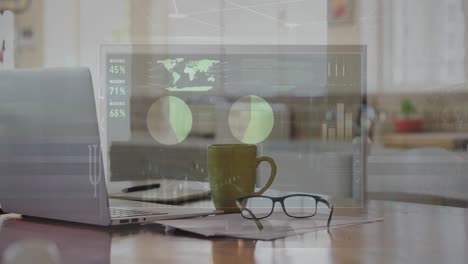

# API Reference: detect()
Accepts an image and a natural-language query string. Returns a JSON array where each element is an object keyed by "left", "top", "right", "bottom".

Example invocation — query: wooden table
[{"left": 0, "top": 200, "right": 467, "bottom": 264}]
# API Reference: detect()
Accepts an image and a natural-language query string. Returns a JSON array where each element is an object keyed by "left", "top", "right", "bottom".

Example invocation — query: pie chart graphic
[
  {"left": 228, "top": 95, "right": 274, "bottom": 144},
  {"left": 147, "top": 96, "right": 193, "bottom": 145}
]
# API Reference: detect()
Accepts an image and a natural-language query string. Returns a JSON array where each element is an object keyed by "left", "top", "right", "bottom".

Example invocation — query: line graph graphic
[{"left": 88, "top": 144, "right": 102, "bottom": 198}]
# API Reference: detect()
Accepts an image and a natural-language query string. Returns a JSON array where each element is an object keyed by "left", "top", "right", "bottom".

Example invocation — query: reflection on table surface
[
  {"left": 1, "top": 200, "right": 468, "bottom": 264},
  {"left": 0, "top": 218, "right": 111, "bottom": 264}
]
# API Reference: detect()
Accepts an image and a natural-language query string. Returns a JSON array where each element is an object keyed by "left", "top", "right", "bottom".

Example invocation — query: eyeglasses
[{"left": 235, "top": 194, "right": 334, "bottom": 231}]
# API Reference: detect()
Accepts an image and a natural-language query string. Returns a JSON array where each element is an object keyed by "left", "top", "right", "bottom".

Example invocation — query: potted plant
[{"left": 394, "top": 98, "right": 422, "bottom": 133}]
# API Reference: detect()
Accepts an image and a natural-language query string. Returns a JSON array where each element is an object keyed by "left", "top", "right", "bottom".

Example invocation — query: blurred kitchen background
[{"left": 1, "top": 0, "right": 467, "bottom": 207}]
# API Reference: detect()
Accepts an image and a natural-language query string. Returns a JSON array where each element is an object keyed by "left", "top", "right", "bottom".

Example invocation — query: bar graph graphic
[
  {"left": 322, "top": 103, "right": 353, "bottom": 141},
  {"left": 337, "top": 103, "right": 345, "bottom": 140}
]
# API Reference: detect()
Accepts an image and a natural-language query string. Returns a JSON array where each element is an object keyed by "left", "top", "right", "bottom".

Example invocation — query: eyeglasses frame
[{"left": 236, "top": 194, "right": 334, "bottom": 228}]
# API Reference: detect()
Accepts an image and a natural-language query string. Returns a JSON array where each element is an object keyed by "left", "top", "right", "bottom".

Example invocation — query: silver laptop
[{"left": 0, "top": 67, "right": 218, "bottom": 226}]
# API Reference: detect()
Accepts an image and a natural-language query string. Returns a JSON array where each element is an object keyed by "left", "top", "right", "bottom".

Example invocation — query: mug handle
[{"left": 253, "top": 156, "right": 277, "bottom": 195}]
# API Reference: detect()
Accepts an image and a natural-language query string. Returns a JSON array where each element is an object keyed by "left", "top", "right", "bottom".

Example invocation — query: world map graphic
[{"left": 157, "top": 58, "right": 220, "bottom": 92}]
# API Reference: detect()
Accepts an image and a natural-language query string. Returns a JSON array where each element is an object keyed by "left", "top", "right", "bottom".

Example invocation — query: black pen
[{"left": 122, "top": 183, "right": 161, "bottom": 193}]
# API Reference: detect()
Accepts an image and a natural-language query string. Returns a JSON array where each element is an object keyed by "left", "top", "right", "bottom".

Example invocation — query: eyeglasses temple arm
[
  {"left": 317, "top": 198, "right": 334, "bottom": 229},
  {"left": 327, "top": 205, "right": 334, "bottom": 229},
  {"left": 235, "top": 200, "right": 264, "bottom": 230}
]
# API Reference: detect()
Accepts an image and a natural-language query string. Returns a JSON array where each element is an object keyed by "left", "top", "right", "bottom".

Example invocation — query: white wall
[
  {"left": 43, "top": 0, "right": 78, "bottom": 67},
  {"left": 0, "top": 11, "right": 15, "bottom": 69},
  {"left": 79, "top": 0, "right": 130, "bottom": 97},
  {"left": 381, "top": 0, "right": 465, "bottom": 92},
  {"left": 148, "top": 0, "right": 327, "bottom": 45},
  {"left": 41, "top": 0, "right": 131, "bottom": 123}
]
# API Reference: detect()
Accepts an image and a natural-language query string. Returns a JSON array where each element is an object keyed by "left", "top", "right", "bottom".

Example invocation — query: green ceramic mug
[{"left": 208, "top": 144, "right": 276, "bottom": 213}]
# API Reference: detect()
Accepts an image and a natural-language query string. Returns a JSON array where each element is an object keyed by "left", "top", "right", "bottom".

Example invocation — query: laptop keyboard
[{"left": 110, "top": 208, "right": 167, "bottom": 218}]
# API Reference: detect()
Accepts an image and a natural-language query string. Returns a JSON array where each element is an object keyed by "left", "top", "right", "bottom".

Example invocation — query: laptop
[{"left": 0, "top": 67, "right": 218, "bottom": 226}]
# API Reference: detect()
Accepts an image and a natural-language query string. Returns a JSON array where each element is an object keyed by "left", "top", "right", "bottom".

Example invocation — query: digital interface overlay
[
  {"left": 103, "top": 45, "right": 366, "bottom": 204},
  {"left": 104, "top": 46, "right": 363, "bottom": 143}
]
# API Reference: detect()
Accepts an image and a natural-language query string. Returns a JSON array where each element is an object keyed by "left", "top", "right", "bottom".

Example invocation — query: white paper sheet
[{"left": 154, "top": 212, "right": 383, "bottom": 240}]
